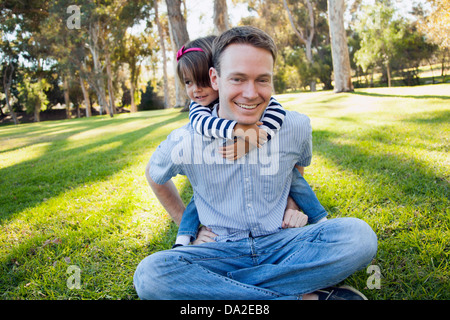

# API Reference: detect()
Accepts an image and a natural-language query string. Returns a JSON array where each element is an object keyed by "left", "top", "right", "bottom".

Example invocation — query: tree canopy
[{"left": 0, "top": 0, "right": 447, "bottom": 124}]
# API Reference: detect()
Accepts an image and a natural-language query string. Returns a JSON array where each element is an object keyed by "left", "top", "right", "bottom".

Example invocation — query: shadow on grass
[
  {"left": 0, "top": 112, "right": 174, "bottom": 155},
  {"left": 0, "top": 111, "right": 192, "bottom": 298},
  {"left": 143, "top": 177, "right": 195, "bottom": 254},
  {"left": 0, "top": 111, "right": 187, "bottom": 223},
  {"left": 350, "top": 91, "right": 450, "bottom": 100},
  {"left": 401, "top": 109, "right": 450, "bottom": 125},
  {"left": 312, "top": 127, "right": 449, "bottom": 298},
  {"left": 312, "top": 129, "right": 448, "bottom": 211}
]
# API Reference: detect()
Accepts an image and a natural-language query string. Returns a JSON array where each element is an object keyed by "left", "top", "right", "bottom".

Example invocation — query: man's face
[{"left": 209, "top": 44, "right": 274, "bottom": 125}]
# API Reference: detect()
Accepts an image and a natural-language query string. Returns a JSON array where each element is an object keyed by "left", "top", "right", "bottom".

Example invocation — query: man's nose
[{"left": 242, "top": 81, "right": 258, "bottom": 100}]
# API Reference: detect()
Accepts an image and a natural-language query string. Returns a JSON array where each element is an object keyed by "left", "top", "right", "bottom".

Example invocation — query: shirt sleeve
[
  {"left": 148, "top": 128, "right": 186, "bottom": 185},
  {"left": 259, "top": 97, "right": 286, "bottom": 141},
  {"left": 295, "top": 114, "right": 312, "bottom": 167},
  {"left": 189, "top": 100, "right": 237, "bottom": 140}
]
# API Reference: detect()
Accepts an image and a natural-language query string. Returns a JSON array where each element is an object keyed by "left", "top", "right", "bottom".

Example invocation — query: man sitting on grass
[{"left": 134, "top": 26, "right": 377, "bottom": 300}]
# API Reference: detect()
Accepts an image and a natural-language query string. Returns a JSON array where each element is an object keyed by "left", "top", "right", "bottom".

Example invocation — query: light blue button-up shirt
[{"left": 148, "top": 107, "right": 312, "bottom": 242}]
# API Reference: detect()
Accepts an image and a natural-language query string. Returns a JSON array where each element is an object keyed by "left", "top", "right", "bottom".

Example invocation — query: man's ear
[{"left": 209, "top": 67, "right": 219, "bottom": 91}]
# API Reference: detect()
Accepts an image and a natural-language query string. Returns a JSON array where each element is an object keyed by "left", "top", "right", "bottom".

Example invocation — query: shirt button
[{"left": 248, "top": 203, "right": 252, "bottom": 208}]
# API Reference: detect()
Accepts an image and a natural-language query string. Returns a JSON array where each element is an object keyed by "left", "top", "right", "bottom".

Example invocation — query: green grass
[{"left": 1, "top": 84, "right": 449, "bottom": 300}]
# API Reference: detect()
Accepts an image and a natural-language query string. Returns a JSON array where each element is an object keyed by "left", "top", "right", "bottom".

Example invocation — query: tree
[
  {"left": 1, "top": 0, "right": 53, "bottom": 122},
  {"left": 166, "top": 0, "right": 190, "bottom": 110},
  {"left": 117, "top": 32, "right": 154, "bottom": 112},
  {"left": 154, "top": 0, "right": 170, "bottom": 108},
  {"left": 18, "top": 72, "right": 51, "bottom": 122},
  {"left": 327, "top": 0, "right": 353, "bottom": 92},
  {"left": 213, "top": 0, "right": 230, "bottom": 34},
  {"left": 418, "top": 0, "right": 449, "bottom": 82},
  {"left": 238, "top": 0, "right": 331, "bottom": 92},
  {"left": 2, "top": 58, "right": 18, "bottom": 125},
  {"left": 283, "top": 0, "right": 317, "bottom": 91},
  {"left": 0, "top": 35, "right": 20, "bottom": 124},
  {"left": 354, "top": 3, "right": 404, "bottom": 87}
]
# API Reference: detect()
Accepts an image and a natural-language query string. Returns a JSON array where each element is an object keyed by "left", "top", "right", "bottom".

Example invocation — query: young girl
[{"left": 173, "top": 36, "right": 327, "bottom": 247}]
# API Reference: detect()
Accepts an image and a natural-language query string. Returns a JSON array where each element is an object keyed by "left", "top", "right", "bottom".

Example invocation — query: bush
[{"left": 138, "top": 82, "right": 164, "bottom": 111}]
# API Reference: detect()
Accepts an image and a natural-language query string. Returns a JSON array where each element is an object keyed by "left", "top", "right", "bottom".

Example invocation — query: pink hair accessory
[{"left": 176, "top": 45, "right": 204, "bottom": 62}]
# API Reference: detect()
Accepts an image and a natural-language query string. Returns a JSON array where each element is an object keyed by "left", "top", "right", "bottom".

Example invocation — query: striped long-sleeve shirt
[{"left": 188, "top": 97, "right": 286, "bottom": 141}]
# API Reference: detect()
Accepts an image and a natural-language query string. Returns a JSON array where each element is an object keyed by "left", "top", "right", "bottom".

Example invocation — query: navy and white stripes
[{"left": 188, "top": 97, "right": 286, "bottom": 141}]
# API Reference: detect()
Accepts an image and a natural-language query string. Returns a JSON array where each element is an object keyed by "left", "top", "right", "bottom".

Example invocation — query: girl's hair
[{"left": 176, "top": 35, "right": 216, "bottom": 88}]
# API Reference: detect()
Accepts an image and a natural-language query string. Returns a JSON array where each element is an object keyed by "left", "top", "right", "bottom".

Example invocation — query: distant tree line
[{"left": 1, "top": 0, "right": 448, "bottom": 124}]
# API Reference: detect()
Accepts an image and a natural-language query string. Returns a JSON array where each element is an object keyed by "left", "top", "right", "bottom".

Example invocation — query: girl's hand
[
  {"left": 233, "top": 122, "right": 268, "bottom": 148},
  {"left": 282, "top": 209, "right": 308, "bottom": 229},
  {"left": 192, "top": 226, "right": 217, "bottom": 245},
  {"left": 218, "top": 122, "right": 267, "bottom": 160},
  {"left": 218, "top": 138, "right": 250, "bottom": 160}
]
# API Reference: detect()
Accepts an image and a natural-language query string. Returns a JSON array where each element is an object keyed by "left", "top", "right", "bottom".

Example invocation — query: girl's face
[{"left": 184, "top": 76, "right": 219, "bottom": 106}]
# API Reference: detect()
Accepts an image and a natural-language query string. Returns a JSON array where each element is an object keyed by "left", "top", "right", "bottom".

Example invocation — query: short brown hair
[
  {"left": 176, "top": 35, "right": 216, "bottom": 88},
  {"left": 212, "top": 26, "right": 277, "bottom": 76}
]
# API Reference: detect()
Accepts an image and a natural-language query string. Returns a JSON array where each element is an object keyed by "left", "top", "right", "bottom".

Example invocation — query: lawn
[{"left": 0, "top": 84, "right": 448, "bottom": 300}]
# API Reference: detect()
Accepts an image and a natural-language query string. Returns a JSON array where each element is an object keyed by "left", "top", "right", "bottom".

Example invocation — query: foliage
[
  {"left": 138, "top": 81, "right": 164, "bottom": 111},
  {"left": 354, "top": 4, "right": 402, "bottom": 72},
  {"left": 353, "top": 2, "right": 438, "bottom": 87},
  {"left": 417, "top": 0, "right": 449, "bottom": 81},
  {"left": 417, "top": 0, "right": 450, "bottom": 49},
  {"left": 1, "top": 0, "right": 449, "bottom": 121},
  {"left": 17, "top": 74, "right": 51, "bottom": 114}
]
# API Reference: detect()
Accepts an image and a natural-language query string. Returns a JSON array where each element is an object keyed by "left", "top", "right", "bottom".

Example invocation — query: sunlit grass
[
  {"left": 0, "top": 84, "right": 449, "bottom": 299},
  {"left": 277, "top": 84, "right": 449, "bottom": 299}
]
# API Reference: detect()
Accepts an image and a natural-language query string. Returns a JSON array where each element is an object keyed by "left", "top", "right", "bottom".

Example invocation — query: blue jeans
[
  {"left": 289, "top": 168, "right": 328, "bottom": 224},
  {"left": 177, "top": 169, "right": 327, "bottom": 241},
  {"left": 177, "top": 196, "right": 200, "bottom": 241},
  {"left": 134, "top": 217, "right": 377, "bottom": 300}
]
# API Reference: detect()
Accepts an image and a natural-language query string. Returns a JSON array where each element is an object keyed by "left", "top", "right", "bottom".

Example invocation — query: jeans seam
[
  {"left": 179, "top": 256, "right": 282, "bottom": 299},
  {"left": 257, "top": 227, "right": 324, "bottom": 257}
]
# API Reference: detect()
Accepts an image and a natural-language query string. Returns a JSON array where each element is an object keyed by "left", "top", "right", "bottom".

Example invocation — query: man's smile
[{"left": 234, "top": 102, "right": 261, "bottom": 110}]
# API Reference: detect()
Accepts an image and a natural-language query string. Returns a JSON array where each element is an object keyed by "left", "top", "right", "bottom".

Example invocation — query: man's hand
[
  {"left": 282, "top": 209, "right": 308, "bottom": 228},
  {"left": 192, "top": 226, "right": 217, "bottom": 245}
]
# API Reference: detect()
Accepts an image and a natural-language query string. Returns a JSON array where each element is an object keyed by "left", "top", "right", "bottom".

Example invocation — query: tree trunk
[
  {"left": 105, "top": 50, "right": 116, "bottom": 116},
  {"left": 34, "top": 74, "right": 42, "bottom": 122},
  {"left": 166, "top": 0, "right": 190, "bottom": 110},
  {"left": 87, "top": 21, "right": 109, "bottom": 116},
  {"left": 155, "top": 0, "right": 171, "bottom": 108},
  {"left": 328, "top": 0, "right": 354, "bottom": 92},
  {"left": 79, "top": 73, "right": 91, "bottom": 117},
  {"left": 3, "top": 63, "right": 18, "bottom": 125},
  {"left": 34, "top": 97, "right": 40, "bottom": 122},
  {"left": 130, "top": 81, "right": 137, "bottom": 112},
  {"left": 213, "top": 0, "right": 229, "bottom": 34},
  {"left": 63, "top": 75, "right": 71, "bottom": 118},
  {"left": 386, "top": 61, "right": 391, "bottom": 87},
  {"left": 442, "top": 48, "right": 448, "bottom": 82}
]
